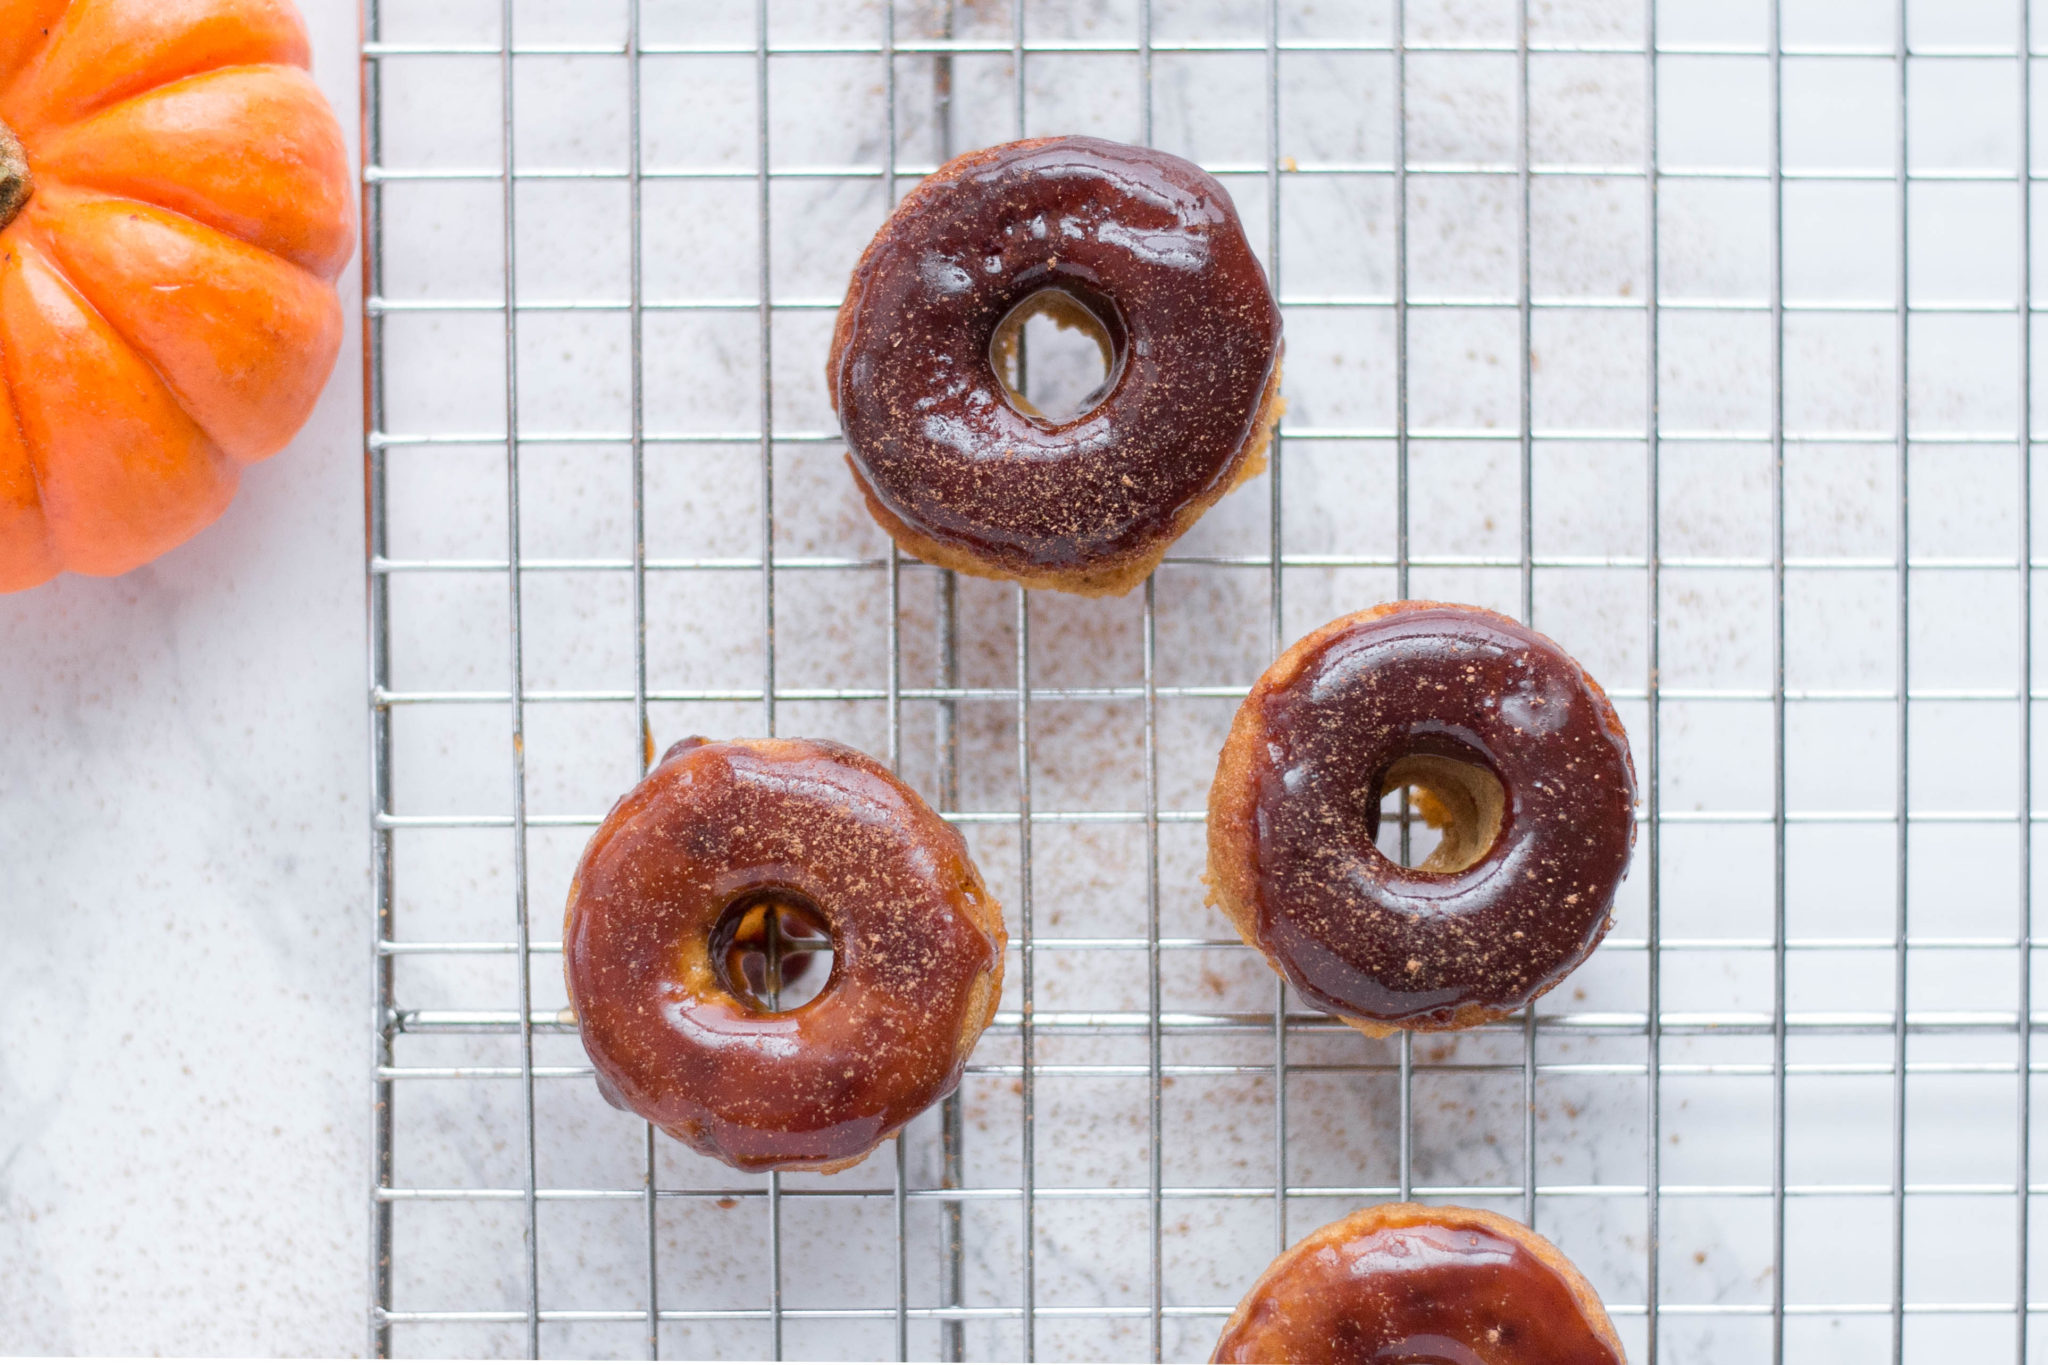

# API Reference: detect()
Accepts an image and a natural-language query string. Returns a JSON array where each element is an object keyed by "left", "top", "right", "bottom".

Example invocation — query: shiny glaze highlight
[
  {"left": 1208, "top": 603, "right": 1637, "bottom": 1033},
  {"left": 828, "top": 135, "right": 1283, "bottom": 596},
  {"left": 1212, "top": 1204, "right": 1625, "bottom": 1365},
  {"left": 562, "top": 737, "right": 1006, "bottom": 1173}
]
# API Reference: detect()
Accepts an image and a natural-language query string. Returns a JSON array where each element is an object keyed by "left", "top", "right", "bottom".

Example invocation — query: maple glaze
[
  {"left": 1212, "top": 1204, "right": 1626, "bottom": 1365},
  {"left": 1208, "top": 603, "right": 1637, "bottom": 1035},
  {"left": 828, "top": 135, "right": 1283, "bottom": 596},
  {"left": 563, "top": 737, "right": 1005, "bottom": 1173}
]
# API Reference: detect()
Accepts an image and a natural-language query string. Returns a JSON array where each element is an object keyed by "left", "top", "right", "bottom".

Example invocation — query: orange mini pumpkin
[{"left": 0, "top": 0, "right": 354, "bottom": 592}]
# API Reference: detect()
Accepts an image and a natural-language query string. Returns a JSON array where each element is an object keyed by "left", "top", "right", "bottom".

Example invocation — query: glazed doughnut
[
  {"left": 1211, "top": 1204, "right": 1625, "bottom": 1364},
  {"left": 562, "top": 736, "right": 1005, "bottom": 1173},
  {"left": 1207, "top": 602, "right": 1636, "bottom": 1035},
  {"left": 828, "top": 135, "right": 1283, "bottom": 596}
]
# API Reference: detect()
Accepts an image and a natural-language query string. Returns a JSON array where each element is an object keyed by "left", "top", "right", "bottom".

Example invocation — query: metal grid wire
[{"left": 361, "top": 0, "right": 2038, "bottom": 1359}]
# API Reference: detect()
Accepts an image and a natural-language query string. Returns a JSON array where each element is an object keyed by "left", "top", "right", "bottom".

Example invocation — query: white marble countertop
[{"left": 0, "top": 0, "right": 367, "bottom": 1352}]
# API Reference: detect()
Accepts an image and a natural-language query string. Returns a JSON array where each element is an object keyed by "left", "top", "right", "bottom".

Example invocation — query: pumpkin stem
[{"left": 0, "top": 121, "right": 30, "bottom": 235}]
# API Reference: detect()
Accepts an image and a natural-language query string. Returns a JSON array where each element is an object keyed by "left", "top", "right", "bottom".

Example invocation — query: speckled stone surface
[{"left": 0, "top": 0, "right": 365, "bottom": 1352}]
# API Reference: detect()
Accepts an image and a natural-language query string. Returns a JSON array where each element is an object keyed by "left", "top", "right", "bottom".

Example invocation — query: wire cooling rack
[{"left": 362, "top": 0, "right": 2042, "bottom": 1360}]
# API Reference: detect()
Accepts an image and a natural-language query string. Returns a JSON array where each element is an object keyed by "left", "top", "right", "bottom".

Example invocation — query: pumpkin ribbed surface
[{"left": 0, "top": 0, "right": 354, "bottom": 591}]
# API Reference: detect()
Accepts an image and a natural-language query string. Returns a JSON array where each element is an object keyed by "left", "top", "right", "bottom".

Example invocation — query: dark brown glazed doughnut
[
  {"left": 828, "top": 135, "right": 1283, "bottom": 596},
  {"left": 1207, "top": 602, "right": 1636, "bottom": 1036},
  {"left": 1211, "top": 1204, "right": 1626, "bottom": 1364},
  {"left": 562, "top": 736, "right": 1005, "bottom": 1173}
]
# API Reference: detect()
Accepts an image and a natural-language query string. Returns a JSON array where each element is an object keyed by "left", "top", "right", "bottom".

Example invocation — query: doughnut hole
[
  {"left": 1376, "top": 754, "right": 1507, "bottom": 874},
  {"left": 991, "top": 286, "right": 1122, "bottom": 424},
  {"left": 711, "top": 891, "right": 837, "bottom": 1012}
]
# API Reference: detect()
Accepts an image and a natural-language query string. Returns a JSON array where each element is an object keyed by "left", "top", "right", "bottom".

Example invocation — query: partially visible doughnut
[
  {"left": 562, "top": 736, "right": 1005, "bottom": 1173},
  {"left": 1212, "top": 1203, "right": 1625, "bottom": 1364}
]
